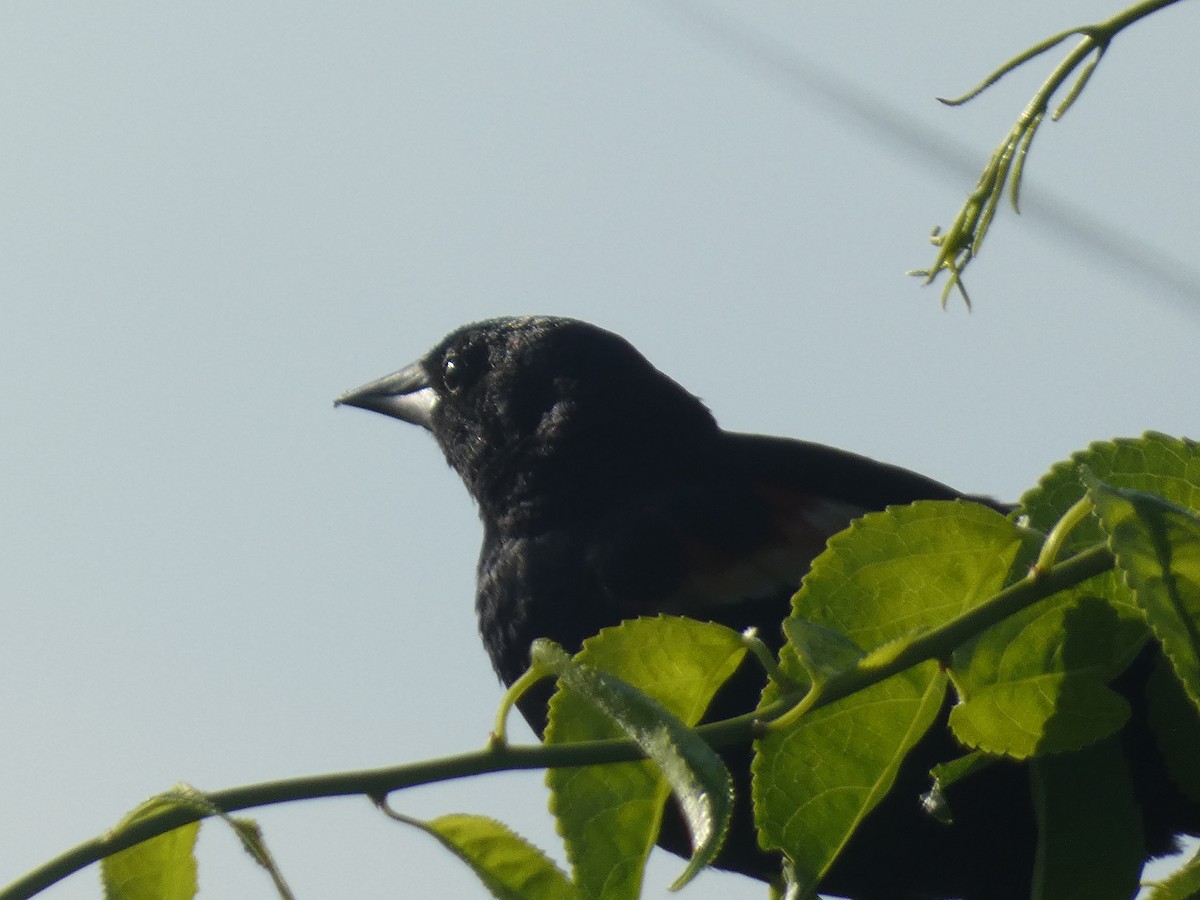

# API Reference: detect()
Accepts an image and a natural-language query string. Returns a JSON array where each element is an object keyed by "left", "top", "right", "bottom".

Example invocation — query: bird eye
[
  {"left": 442, "top": 351, "right": 467, "bottom": 393},
  {"left": 440, "top": 341, "right": 488, "bottom": 395}
]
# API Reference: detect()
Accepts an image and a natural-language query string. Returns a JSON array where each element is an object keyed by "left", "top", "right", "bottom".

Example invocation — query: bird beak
[{"left": 334, "top": 362, "right": 438, "bottom": 429}]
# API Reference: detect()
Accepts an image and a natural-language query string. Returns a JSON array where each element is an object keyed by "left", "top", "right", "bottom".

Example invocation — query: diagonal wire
[{"left": 638, "top": 0, "right": 1200, "bottom": 311}]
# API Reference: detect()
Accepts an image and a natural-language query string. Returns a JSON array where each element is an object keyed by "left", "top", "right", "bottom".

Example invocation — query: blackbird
[{"left": 337, "top": 315, "right": 1191, "bottom": 899}]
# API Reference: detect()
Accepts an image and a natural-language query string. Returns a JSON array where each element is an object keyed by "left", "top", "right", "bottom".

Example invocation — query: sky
[{"left": 2, "top": 2, "right": 1198, "bottom": 899}]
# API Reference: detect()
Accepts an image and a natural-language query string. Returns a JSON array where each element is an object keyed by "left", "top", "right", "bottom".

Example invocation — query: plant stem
[{"left": 0, "top": 544, "right": 1115, "bottom": 900}]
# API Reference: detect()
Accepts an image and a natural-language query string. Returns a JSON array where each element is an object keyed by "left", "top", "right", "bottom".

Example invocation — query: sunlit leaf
[
  {"left": 101, "top": 797, "right": 200, "bottom": 900},
  {"left": 400, "top": 813, "right": 578, "bottom": 900},
  {"left": 542, "top": 618, "right": 746, "bottom": 898}
]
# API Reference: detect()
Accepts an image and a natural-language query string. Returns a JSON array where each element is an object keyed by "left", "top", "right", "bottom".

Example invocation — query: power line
[{"left": 640, "top": 0, "right": 1200, "bottom": 310}]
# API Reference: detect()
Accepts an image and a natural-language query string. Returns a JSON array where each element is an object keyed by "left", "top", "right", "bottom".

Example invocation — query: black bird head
[{"left": 336, "top": 316, "right": 719, "bottom": 525}]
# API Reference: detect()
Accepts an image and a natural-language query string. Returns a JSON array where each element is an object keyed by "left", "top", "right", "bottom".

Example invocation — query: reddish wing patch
[{"left": 596, "top": 481, "right": 865, "bottom": 618}]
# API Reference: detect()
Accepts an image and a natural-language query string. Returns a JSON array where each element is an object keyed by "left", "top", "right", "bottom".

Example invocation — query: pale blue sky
[{"left": 3, "top": 2, "right": 1198, "bottom": 898}]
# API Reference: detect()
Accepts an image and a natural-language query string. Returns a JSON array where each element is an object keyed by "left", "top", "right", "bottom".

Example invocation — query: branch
[
  {"left": 909, "top": 0, "right": 1188, "bottom": 306},
  {"left": 0, "top": 544, "right": 1115, "bottom": 900}
]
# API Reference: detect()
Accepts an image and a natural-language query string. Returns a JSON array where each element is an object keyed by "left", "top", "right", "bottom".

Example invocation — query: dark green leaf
[
  {"left": 754, "top": 664, "right": 947, "bottom": 893},
  {"left": 1088, "top": 475, "right": 1200, "bottom": 712},
  {"left": 1148, "top": 654, "right": 1200, "bottom": 803},
  {"left": 1031, "top": 737, "right": 1143, "bottom": 900}
]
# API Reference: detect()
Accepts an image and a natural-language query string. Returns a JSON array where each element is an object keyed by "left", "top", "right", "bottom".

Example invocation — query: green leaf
[
  {"left": 949, "top": 671, "right": 1128, "bottom": 758},
  {"left": 1031, "top": 737, "right": 1143, "bottom": 900},
  {"left": 781, "top": 618, "right": 864, "bottom": 689},
  {"left": 1021, "top": 434, "right": 1200, "bottom": 542},
  {"left": 101, "top": 797, "right": 200, "bottom": 900},
  {"left": 1088, "top": 475, "right": 1200, "bottom": 710},
  {"left": 950, "top": 596, "right": 1136, "bottom": 757},
  {"left": 928, "top": 750, "right": 993, "bottom": 793},
  {"left": 791, "top": 500, "right": 1032, "bottom": 649},
  {"left": 752, "top": 501, "right": 1027, "bottom": 892},
  {"left": 1148, "top": 653, "right": 1200, "bottom": 803},
  {"left": 1018, "top": 433, "right": 1200, "bottom": 640},
  {"left": 923, "top": 752, "right": 995, "bottom": 824},
  {"left": 400, "top": 813, "right": 579, "bottom": 900},
  {"left": 541, "top": 617, "right": 747, "bottom": 899},
  {"left": 950, "top": 435, "right": 1200, "bottom": 759},
  {"left": 754, "top": 663, "right": 947, "bottom": 894},
  {"left": 225, "top": 816, "right": 292, "bottom": 899}
]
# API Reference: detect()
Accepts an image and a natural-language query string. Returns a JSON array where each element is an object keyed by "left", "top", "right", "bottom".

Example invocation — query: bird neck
[{"left": 470, "top": 428, "right": 716, "bottom": 534}]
